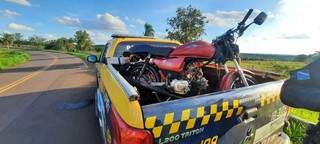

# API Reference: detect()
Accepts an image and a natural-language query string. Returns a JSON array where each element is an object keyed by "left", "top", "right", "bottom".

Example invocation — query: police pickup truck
[{"left": 87, "top": 35, "right": 290, "bottom": 144}]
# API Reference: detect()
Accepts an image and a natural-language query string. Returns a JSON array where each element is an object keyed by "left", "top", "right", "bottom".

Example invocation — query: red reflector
[{"left": 110, "top": 106, "right": 153, "bottom": 144}]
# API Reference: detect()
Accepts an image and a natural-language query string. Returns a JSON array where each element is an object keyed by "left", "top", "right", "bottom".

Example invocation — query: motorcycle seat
[{"left": 126, "top": 44, "right": 174, "bottom": 57}]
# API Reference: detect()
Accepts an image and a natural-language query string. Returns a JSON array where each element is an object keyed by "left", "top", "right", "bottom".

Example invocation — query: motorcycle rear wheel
[
  {"left": 129, "top": 63, "right": 161, "bottom": 84},
  {"left": 128, "top": 63, "right": 171, "bottom": 103}
]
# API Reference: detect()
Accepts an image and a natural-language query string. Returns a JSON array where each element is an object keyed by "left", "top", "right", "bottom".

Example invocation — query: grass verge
[
  {"left": 238, "top": 60, "right": 305, "bottom": 77},
  {"left": 0, "top": 48, "right": 31, "bottom": 70}
]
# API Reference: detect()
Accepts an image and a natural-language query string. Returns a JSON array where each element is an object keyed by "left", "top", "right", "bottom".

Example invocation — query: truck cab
[{"left": 87, "top": 35, "right": 290, "bottom": 144}]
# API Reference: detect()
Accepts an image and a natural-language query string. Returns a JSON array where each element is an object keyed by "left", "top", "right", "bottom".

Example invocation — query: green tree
[
  {"left": 13, "top": 33, "right": 23, "bottom": 47},
  {"left": 45, "top": 38, "right": 75, "bottom": 51},
  {"left": 44, "top": 40, "right": 58, "bottom": 50},
  {"left": 74, "top": 30, "right": 93, "bottom": 51},
  {"left": 1, "top": 33, "right": 14, "bottom": 49},
  {"left": 166, "top": 5, "right": 207, "bottom": 43},
  {"left": 294, "top": 54, "right": 309, "bottom": 62},
  {"left": 59, "top": 38, "right": 75, "bottom": 51},
  {"left": 144, "top": 23, "right": 155, "bottom": 37},
  {"left": 28, "top": 35, "right": 46, "bottom": 48}
]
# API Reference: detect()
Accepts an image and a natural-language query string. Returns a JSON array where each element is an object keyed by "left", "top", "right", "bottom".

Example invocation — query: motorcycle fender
[
  {"left": 219, "top": 69, "right": 255, "bottom": 91},
  {"left": 219, "top": 71, "right": 238, "bottom": 91}
]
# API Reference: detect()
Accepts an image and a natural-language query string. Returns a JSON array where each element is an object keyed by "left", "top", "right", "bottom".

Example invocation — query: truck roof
[
  {"left": 111, "top": 34, "right": 156, "bottom": 39},
  {"left": 111, "top": 34, "right": 181, "bottom": 46}
]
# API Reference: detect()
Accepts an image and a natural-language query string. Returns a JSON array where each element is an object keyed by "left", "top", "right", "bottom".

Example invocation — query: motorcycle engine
[
  {"left": 169, "top": 61, "right": 208, "bottom": 95},
  {"left": 170, "top": 80, "right": 190, "bottom": 95},
  {"left": 185, "top": 62, "right": 209, "bottom": 93}
]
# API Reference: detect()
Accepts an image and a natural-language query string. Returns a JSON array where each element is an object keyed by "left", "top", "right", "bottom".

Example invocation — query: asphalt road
[{"left": 0, "top": 51, "right": 101, "bottom": 144}]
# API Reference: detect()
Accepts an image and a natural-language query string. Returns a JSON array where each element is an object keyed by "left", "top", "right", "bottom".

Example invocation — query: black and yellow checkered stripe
[
  {"left": 260, "top": 90, "right": 281, "bottom": 107},
  {"left": 144, "top": 100, "right": 243, "bottom": 138}
]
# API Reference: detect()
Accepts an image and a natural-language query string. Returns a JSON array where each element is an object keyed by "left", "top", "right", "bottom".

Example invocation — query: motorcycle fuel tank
[
  {"left": 152, "top": 57, "right": 185, "bottom": 72},
  {"left": 169, "top": 41, "right": 215, "bottom": 59}
]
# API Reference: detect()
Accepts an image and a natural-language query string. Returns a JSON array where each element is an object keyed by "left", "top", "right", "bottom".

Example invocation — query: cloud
[
  {"left": 124, "top": 16, "right": 129, "bottom": 21},
  {"left": 55, "top": 16, "right": 80, "bottom": 26},
  {"left": 155, "top": 32, "right": 167, "bottom": 39},
  {"left": 0, "top": 9, "right": 20, "bottom": 18},
  {"left": 86, "top": 30, "right": 109, "bottom": 44},
  {"left": 5, "top": 0, "right": 31, "bottom": 6},
  {"left": 123, "top": 16, "right": 145, "bottom": 25},
  {"left": 204, "top": 9, "right": 263, "bottom": 27},
  {"left": 87, "top": 13, "right": 128, "bottom": 34},
  {"left": 56, "top": 13, "right": 129, "bottom": 34},
  {"left": 134, "top": 18, "right": 145, "bottom": 25},
  {"left": 42, "top": 34, "right": 58, "bottom": 40},
  {"left": 279, "top": 33, "right": 310, "bottom": 39},
  {"left": 7, "top": 23, "right": 34, "bottom": 31},
  {"left": 237, "top": 0, "right": 320, "bottom": 54}
]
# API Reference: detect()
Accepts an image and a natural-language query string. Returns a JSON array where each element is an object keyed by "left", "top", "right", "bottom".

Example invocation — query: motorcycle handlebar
[
  {"left": 239, "top": 9, "right": 253, "bottom": 25},
  {"left": 214, "top": 9, "right": 255, "bottom": 46}
]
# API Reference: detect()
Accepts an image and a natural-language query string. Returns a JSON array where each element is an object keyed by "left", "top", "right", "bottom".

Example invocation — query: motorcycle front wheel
[{"left": 230, "top": 73, "right": 257, "bottom": 89}]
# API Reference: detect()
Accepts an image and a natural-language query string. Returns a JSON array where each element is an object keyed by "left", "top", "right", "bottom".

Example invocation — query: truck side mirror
[{"left": 87, "top": 55, "right": 98, "bottom": 63}]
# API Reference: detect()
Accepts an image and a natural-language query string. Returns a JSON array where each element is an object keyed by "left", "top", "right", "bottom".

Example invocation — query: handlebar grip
[{"left": 240, "top": 9, "right": 253, "bottom": 24}]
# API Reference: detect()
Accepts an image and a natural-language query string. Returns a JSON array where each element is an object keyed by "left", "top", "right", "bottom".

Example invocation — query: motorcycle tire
[
  {"left": 128, "top": 63, "right": 167, "bottom": 103},
  {"left": 230, "top": 73, "right": 257, "bottom": 89},
  {"left": 128, "top": 63, "right": 161, "bottom": 84},
  {"left": 219, "top": 71, "right": 257, "bottom": 90}
]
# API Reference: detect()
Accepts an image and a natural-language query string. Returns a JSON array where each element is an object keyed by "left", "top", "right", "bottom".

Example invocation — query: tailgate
[{"left": 142, "top": 80, "right": 286, "bottom": 144}]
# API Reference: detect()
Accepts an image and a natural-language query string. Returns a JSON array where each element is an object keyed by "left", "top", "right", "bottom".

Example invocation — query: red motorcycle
[{"left": 126, "top": 9, "right": 267, "bottom": 99}]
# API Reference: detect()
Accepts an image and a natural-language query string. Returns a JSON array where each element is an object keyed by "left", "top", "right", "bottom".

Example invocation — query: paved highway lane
[{"left": 0, "top": 51, "right": 101, "bottom": 144}]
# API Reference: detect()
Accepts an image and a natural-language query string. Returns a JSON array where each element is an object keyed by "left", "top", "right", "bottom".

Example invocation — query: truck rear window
[{"left": 114, "top": 42, "right": 179, "bottom": 57}]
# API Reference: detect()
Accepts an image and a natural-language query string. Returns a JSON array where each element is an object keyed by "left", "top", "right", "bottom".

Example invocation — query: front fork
[
  {"left": 222, "top": 40, "right": 249, "bottom": 87},
  {"left": 233, "top": 58, "right": 249, "bottom": 86},
  {"left": 223, "top": 58, "right": 249, "bottom": 87}
]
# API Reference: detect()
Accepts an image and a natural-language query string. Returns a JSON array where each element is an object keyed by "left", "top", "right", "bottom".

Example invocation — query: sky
[{"left": 0, "top": 0, "right": 319, "bottom": 55}]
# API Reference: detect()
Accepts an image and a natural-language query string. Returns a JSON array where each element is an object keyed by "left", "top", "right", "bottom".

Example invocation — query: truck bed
[
  {"left": 109, "top": 63, "right": 289, "bottom": 143},
  {"left": 141, "top": 80, "right": 287, "bottom": 143}
]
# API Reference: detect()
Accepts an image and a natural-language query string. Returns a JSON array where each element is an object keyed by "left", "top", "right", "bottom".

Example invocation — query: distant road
[{"left": 0, "top": 51, "right": 101, "bottom": 144}]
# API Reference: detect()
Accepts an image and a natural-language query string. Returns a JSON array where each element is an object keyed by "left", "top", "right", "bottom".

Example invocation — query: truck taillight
[{"left": 110, "top": 106, "right": 153, "bottom": 144}]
